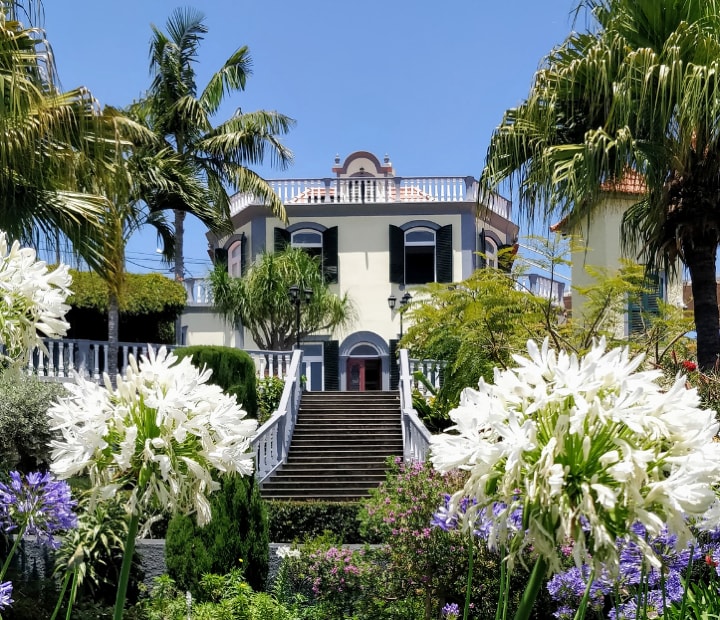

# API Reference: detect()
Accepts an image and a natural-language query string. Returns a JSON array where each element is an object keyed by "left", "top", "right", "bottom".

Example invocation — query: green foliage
[
  {"left": 65, "top": 270, "right": 186, "bottom": 344},
  {"left": 257, "top": 375, "right": 286, "bottom": 424},
  {"left": 68, "top": 270, "right": 187, "bottom": 314},
  {"left": 54, "top": 496, "right": 145, "bottom": 607},
  {"left": 267, "top": 500, "right": 366, "bottom": 544},
  {"left": 0, "top": 373, "right": 65, "bottom": 471},
  {"left": 402, "top": 267, "right": 547, "bottom": 411},
  {"left": 165, "top": 474, "right": 269, "bottom": 595},
  {"left": 175, "top": 345, "right": 258, "bottom": 418},
  {"left": 209, "top": 247, "right": 355, "bottom": 351}
]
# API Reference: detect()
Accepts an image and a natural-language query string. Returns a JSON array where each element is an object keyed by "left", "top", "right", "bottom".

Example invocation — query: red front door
[{"left": 347, "top": 358, "right": 381, "bottom": 391}]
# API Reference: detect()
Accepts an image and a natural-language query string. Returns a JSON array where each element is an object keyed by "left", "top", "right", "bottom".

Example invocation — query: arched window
[
  {"left": 291, "top": 229, "right": 323, "bottom": 260},
  {"left": 485, "top": 239, "right": 497, "bottom": 269},
  {"left": 404, "top": 227, "right": 436, "bottom": 284},
  {"left": 389, "top": 223, "right": 452, "bottom": 285},
  {"left": 228, "top": 240, "right": 243, "bottom": 277}
]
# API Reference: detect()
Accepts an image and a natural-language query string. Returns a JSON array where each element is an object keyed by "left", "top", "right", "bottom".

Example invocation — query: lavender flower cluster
[
  {"left": 0, "top": 471, "right": 77, "bottom": 611},
  {"left": 0, "top": 471, "right": 77, "bottom": 548},
  {"left": 547, "top": 523, "right": 702, "bottom": 619},
  {"left": 432, "top": 493, "right": 523, "bottom": 548}
]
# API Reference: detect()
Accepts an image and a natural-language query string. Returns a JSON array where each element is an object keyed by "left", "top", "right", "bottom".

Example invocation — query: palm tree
[
  {"left": 92, "top": 107, "right": 208, "bottom": 380},
  {"left": 209, "top": 248, "right": 355, "bottom": 351},
  {"left": 482, "top": 0, "right": 720, "bottom": 370},
  {"left": 142, "top": 7, "right": 294, "bottom": 282}
]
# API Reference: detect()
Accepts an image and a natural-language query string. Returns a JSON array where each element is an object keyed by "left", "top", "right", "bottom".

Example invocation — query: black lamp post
[
  {"left": 388, "top": 292, "right": 412, "bottom": 337},
  {"left": 289, "top": 285, "right": 313, "bottom": 349}
]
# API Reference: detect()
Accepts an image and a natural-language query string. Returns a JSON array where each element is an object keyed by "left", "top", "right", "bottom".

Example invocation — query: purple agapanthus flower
[
  {"left": 0, "top": 581, "right": 13, "bottom": 610},
  {"left": 442, "top": 602, "right": 460, "bottom": 618},
  {"left": 0, "top": 471, "right": 77, "bottom": 548}
]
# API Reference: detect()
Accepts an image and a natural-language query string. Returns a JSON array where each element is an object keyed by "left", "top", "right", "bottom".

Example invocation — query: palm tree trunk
[
  {"left": 684, "top": 236, "right": 720, "bottom": 371},
  {"left": 108, "top": 291, "right": 120, "bottom": 385},
  {"left": 174, "top": 208, "right": 186, "bottom": 282}
]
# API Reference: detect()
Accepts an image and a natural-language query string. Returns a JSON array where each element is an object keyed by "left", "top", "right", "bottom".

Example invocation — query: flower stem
[
  {"left": 573, "top": 567, "right": 595, "bottom": 620},
  {"left": 513, "top": 556, "right": 548, "bottom": 620},
  {"left": 113, "top": 512, "right": 139, "bottom": 620},
  {"left": 463, "top": 537, "right": 474, "bottom": 620},
  {"left": 49, "top": 569, "right": 71, "bottom": 620},
  {"left": 0, "top": 527, "right": 25, "bottom": 582}
]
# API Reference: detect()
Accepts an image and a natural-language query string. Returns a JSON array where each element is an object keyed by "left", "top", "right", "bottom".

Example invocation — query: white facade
[{"left": 184, "top": 151, "right": 519, "bottom": 391}]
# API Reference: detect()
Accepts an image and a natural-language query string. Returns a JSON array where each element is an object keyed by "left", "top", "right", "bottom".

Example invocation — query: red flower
[
  {"left": 682, "top": 360, "right": 698, "bottom": 372},
  {"left": 706, "top": 554, "right": 717, "bottom": 567}
]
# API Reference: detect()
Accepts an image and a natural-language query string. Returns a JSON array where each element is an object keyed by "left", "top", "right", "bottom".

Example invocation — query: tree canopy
[
  {"left": 481, "top": 0, "right": 720, "bottom": 369},
  {"left": 209, "top": 247, "right": 355, "bottom": 351}
]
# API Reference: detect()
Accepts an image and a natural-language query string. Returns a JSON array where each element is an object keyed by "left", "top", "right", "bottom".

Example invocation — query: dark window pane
[{"left": 405, "top": 245, "right": 435, "bottom": 284}]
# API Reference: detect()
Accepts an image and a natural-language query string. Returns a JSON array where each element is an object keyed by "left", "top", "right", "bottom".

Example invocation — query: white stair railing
[
  {"left": 398, "top": 349, "right": 433, "bottom": 463},
  {"left": 251, "top": 348, "right": 303, "bottom": 483}
]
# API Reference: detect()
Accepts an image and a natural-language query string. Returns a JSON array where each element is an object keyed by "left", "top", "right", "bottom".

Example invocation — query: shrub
[
  {"left": 165, "top": 474, "right": 269, "bottom": 595},
  {"left": 257, "top": 375, "right": 285, "bottom": 424},
  {"left": 0, "top": 373, "right": 66, "bottom": 471},
  {"left": 268, "top": 500, "right": 367, "bottom": 543},
  {"left": 174, "top": 345, "right": 258, "bottom": 418}
]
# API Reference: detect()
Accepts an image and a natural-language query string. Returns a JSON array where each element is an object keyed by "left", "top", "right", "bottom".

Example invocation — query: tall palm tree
[
  {"left": 143, "top": 7, "right": 294, "bottom": 282},
  {"left": 482, "top": 0, "right": 720, "bottom": 370},
  {"left": 0, "top": 6, "right": 129, "bottom": 273},
  {"left": 91, "top": 107, "right": 208, "bottom": 380}
]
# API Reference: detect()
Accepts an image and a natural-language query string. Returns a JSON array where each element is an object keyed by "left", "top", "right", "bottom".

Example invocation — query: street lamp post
[
  {"left": 388, "top": 292, "right": 412, "bottom": 337},
  {"left": 289, "top": 285, "right": 313, "bottom": 349}
]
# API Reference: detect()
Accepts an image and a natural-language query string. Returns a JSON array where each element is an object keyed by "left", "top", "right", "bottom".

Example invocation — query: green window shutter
[
  {"left": 478, "top": 229, "right": 487, "bottom": 269},
  {"left": 322, "top": 226, "right": 339, "bottom": 284},
  {"left": 389, "top": 339, "right": 399, "bottom": 390},
  {"left": 240, "top": 234, "right": 248, "bottom": 276},
  {"left": 389, "top": 225, "right": 405, "bottom": 283},
  {"left": 274, "top": 227, "right": 290, "bottom": 252},
  {"left": 436, "top": 225, "right": 453, "bottom": 283},
  {"left": 323, "top": 340, "right": 339, "bottom": 391},
  {"left": 628, "top": 275, "right": 662, "bottom": 334},
  {"left": 213, "top": 248, "right": 228, "bottom": 265}
]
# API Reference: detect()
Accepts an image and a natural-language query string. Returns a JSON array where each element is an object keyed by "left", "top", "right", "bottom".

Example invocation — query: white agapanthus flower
[
  {"left": 430, "top": 338, "right": 720, "bottom": 575},
  {"left": 276, "top": 545, "right": 301, "bottom": 559},
  {"left": 0, "top": 231, "right": 71, "bottom": 364},
  {"left": 48, "top": 346, "right": 257, "bottom": 530}
]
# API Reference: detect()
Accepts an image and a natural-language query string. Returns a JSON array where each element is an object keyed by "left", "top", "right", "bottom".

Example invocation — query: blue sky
[{"left": 43, "top": 0, "right": 578, "bottom": 278}]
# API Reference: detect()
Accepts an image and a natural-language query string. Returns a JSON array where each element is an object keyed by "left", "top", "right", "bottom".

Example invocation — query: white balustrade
[
  {"left": 398, "top": 349, "right": 433, "bottom": 463},
  {"left": 183, "top": 278, "right": 214, "bottom": 305},
  {"left": 228, "top": 175, "right": 515, "bottom": 217},
  {"left": 251, "top": 348, "right": 303, "bottom": 482}
]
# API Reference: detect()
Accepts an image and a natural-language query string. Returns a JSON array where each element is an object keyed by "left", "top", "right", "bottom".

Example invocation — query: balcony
[{"left": 230, "top": 176, "right": 512, "bottom": 220}]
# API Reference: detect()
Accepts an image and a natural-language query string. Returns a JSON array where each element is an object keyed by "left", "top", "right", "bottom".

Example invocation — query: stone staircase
[{"left": 260, "top": 391, "right": 403, "bottom": 501}]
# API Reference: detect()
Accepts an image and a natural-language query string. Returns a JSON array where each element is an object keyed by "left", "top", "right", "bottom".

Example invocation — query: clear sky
[{"left": 42, "top": 0, "right": 579, "bottom": 278}]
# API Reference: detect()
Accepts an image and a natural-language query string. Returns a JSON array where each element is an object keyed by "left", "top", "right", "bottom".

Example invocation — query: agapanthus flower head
[
  {"left": 0, "top": 580, "right": 12, "bottom": 610},
  {"left": 0, "top": 471, "right": 77, "bottom": 549},
  {"left": 441, "top": 602, "right": 460, "bottom": 619},
  {"left": 277, "top": 546, "right": 301, "bottom": 559},
  {"left": 0, "top": 231, "right": 71, "bottom": 365},
  {"left": 48, "top": 346, "right": 258, "bottom": 530},
  {"left": 430, "top": 338, "right": 720, "bottom": 575}
]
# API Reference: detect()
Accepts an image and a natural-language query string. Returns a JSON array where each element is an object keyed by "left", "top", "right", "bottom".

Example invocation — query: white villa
[{"left": 181, "top": 150, "right": 520, "bottom": 391}]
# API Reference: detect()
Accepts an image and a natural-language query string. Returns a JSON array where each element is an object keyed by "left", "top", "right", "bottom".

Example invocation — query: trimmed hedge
[
  {"left": 65, "top": 270, "right": 186, "bottom": 344},
  {"left": 174, "top": 345, "right": 258, "bottom": 418},
  {"left": 267, "top": 500, "right": 373, "bottom": 544}
]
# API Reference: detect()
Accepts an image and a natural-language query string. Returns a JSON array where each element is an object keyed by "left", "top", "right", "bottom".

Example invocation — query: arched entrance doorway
[
  {"left": 339, "top": 331, "right": 390, "bottom": 391},
  {"left": 346, "top": 344, "right": 381, "bottom": 391}
]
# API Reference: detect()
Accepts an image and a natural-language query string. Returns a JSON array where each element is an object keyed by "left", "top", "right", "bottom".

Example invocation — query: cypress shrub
[
  {"left": 165, "top": 474, "right": 269, "bottom": 595},
  {"left": 174, "top": 345, "right": 258, "bottom": 418}
]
